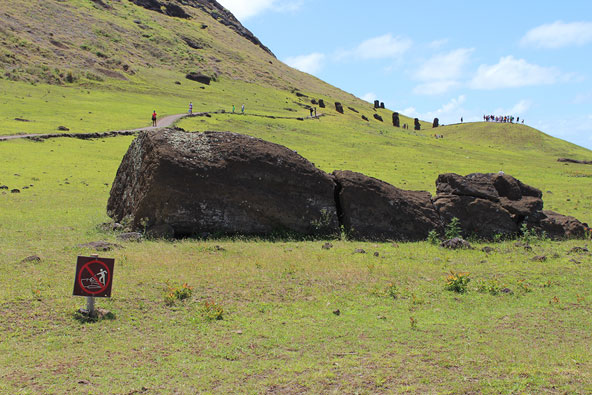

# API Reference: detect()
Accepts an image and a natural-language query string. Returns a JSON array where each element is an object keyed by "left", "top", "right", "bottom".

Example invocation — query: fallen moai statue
[{"left": 108, "top": 128, "right": 589, "bottom": 240}]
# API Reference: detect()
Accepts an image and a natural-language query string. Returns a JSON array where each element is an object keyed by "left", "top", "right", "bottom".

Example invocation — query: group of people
[{"left": 484, "top": 115, "right": 524, "bottom": 124}]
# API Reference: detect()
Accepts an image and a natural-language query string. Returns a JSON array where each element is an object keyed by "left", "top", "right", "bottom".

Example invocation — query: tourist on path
[
  {"left": 309, "top": 108, "right": 313, "bottom": 117},
  {"left": 232, "top": 105, "right": 235, "bottom": 113},
  {"left": 188, "top": 102, "right": 193, "bottom": 115},
  {"left": 152, "top": 110, "right": 157, "bottom": 127},
  {"left": 241, "top": 104, "right": 245, "bottom": 114}
]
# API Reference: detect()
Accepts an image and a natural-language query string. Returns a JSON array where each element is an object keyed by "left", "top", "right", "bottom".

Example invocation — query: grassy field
[
  {"left": 1, "top": 118, "right": 591, "bottom": 393},
  {"left": 1, "top": 0, "right": 592, "bottom": 393}
]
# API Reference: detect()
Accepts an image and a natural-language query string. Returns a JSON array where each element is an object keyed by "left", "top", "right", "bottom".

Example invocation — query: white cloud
[
  {"left": 413, "top": 80, "right": 459, "bottom": 96},
  {"left": 217, "top": 0, "right": 303, "bottom": 20},
  {"left": 337, "top": 34, "right": 412, "bottom": 60},
  {"left": 412, "top": 48, "right": 473, "bottom": 95},
  {"left": 284, "top": 53, "right": 325, "bottom": 74},
  {"left": 470, "top": 56, "right": 563, "bottom": 90},
  {"left": 428, "top": 39, "right": 449, "bottom": 49},
  {"left": 521, "top": 21, "right": 592, "bottom": 49},
  {"left": 360, "top": 93, "right": 377, "bottom": 103},
  {"left": 402, "top": 96, "right": 468, "bottom": 123},
  {"left": 493, "top": 100, "right": 532, "bottom": 115},
  {"left": 415, "top": 48, "right": 473, "bottom": 81}
]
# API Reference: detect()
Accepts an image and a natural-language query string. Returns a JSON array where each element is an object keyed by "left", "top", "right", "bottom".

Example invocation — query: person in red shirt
[{"left": 152, "top": 110, "right": 157, "bottom": 127}]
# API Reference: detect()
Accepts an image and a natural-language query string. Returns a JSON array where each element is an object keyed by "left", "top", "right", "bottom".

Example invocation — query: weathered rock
[
  {"left": 20, "top": 255, "right": 41, "bottom": 263},
  {"left": 534, "top": 211, "right": 589, "bottom": 239},
  {"left": 440, "top": 237, "right": 472, "bottom": 250},
  {"left": 436, "top": 173, "right": 501, "bottom": 201},
  {"left": 10, "top": 189, "right": 20, "bottom": 193},
  {"left": 335, "top": 102, "right": 344, "bottom": 114},
  {"left": 361, "top": 115, "right": 369, "bottom": 122},
  {"left": 58, "top": 126, "right": 70, "bottom": 131},
  {"left": 481, "top": 246, "right": 495, "bottom": 253},
  {"left": 108, "top": 128, "right": 339, "bottom": 238},
  {"left": 78, "top": 241, "right": 122, "bottom": 251},
  {"left": 392, "top": 112, "right": 400, "bottom": 127},
  {"left": 145, "top": 223, "right": 175, "bottom": 239},
  {"left": 116, "top": 232, "right": 143, "bottom": 242},
  {"left": 333, "top": 170, "right": 442, "bottom": 241},
  {"left": 414, "top": 118, "right": 421, "bottom": 130},
  {"left": 557, "top": 158, "right": 592, "bottom": 165},
  {"left": 0, "top": 185, "right": 8, "bottom": 189},
  {"left": 348, "top": 107, "right": 359, "bottom": 113},
  {"left": 434, "top": 194, "right": 518, "bottom": 238},
  {"left": 322, "top": 242, "right": 333, "bottom": 250},
  {"left": 186, "top": 72, "right": 211, "bottom": 85},
  {"left": 433, "top": 118, "right": 439, "bottom": 128},
  {"left": 373, "top": 114, "right": 383, "bottom": 122},
  {"left": 354, "top": 248, "right": 366, "bottom": 254},
  {"left": 568, "top": 246, "right": 589, "bottom": 254},
  {"left": 311, "top": 99, "right": 318, "bottom": 105}
]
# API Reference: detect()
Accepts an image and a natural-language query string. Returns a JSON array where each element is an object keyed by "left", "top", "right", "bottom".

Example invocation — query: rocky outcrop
[
  {"left": 392, "top": 112, "right": 400, "bottom": 127},
  {"left": 129, "top": 0, "right": 275, "bottom": 57},
  {"left": 108, "top": 131, "right": 588, "bottom": 241},
  {"left": 108, "top": 129, "right": 339, "bottom": 238},
  {"left": 186, "top": 72, "right": 211, "bottom": 84},
  {"left": 557, "top": 158, "right": 592, "bottom": 165},
  {"left": 434, "top": 172, "right": 587, "bottom": 239},
  {"left": 333, "top": 170, "right": 443, "bottom": 241},
  {"left": 536, "top": 211, "right": 588, "bottom": 239}
]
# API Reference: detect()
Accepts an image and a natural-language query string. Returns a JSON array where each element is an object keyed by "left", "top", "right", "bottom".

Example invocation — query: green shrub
[
  {"left": 201, "top": 300, "right": 224, "bottom": 321},
  {"left": 427, "top": 230, "right": 439, "bottom": 245},
  {"left": 445, "top": 217, "right": 462, "bottom": 240},
  {"left": 445, "top": 271, "right": 471, "bottom": 293}
]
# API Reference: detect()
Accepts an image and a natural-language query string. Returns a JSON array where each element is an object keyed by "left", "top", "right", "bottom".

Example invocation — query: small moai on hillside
[
  {"left": 433, "top": 118, "right": 439, "bottom": 128},
  {"left": 392, "top": 112, "right": 400, "bottom": 127},
  {"left": 414, "top": 118, "right": 421, "bottom": 131},
  {"left": 318, "top": 99, "right": 325, "bottom": 108},
  {"left": 362, "top": 115, "right": 369, "bottom": 122},
  {"left": 311, "top": 99, "right": 318, "bottom": 105},
  {"left": 335, "top": 102, "right": 344, "bottom": 114},
  {"left": 374, "top": 100, "right": 380, "bottom": 109},
  {"left": 380, "top": 102, "right": 385, "bottom": 109},
  {"left": 373, "top": 113, "right": 383, "bottom": 122}
]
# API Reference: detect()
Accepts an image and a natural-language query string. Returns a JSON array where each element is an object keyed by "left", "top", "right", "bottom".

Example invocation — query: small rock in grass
[
  {"left": 77, "top": 241, "right": 122, "bottom": 251},
  {"left": 0, "top": 185, "right": 8, "bottom": 190},
  {"left": 354, "top": 248, "right": 366, "bottom": 254},
  {"left": 321, "top": 242, "right": 333, "bottom": 250},
  {"left": 481, "top": 246, "right": 495, "bottom": 253},
  {"left": 78, "top": 380, "right": 91, "bottom": 385},
  {"left": 332, "top": 309, "right": 341, "bottom": 316},
  {"left": 377, "top": 315, "right": 386, "bottom": 320},
  {"left": 532, "top": 255, "right": 547, "bottom": 262},
  {"left": 116, "top": 232, "right": 143, "bottom": 242},
  {"left": 58, "top": 126, "right": 69, "bottom": 131},
  {"left": 214, "top": 245, "right": 226, "bottom": 251},
  {"left": 391, "top": 243, "right": 399, "bottom": 248},
  {"left": 10, "top": 189, "right": 20, "bottom": 193},
  {"left": 501, "top": 288, "right": 513, "bottom": 294},
  {"left": 440, "top": 237, "right": 472, "bottom": 250},
  {"left": 569, "top": 246, "right": 589, "bottom": 254},
  {"left": 20, "top": 255, "right": 41, "bottom": 263},
  {"left": 569, "top": 258, "right": 581, "bottom": 265},
  {"left": 373, "top": 251, "right": 380, "bottom": 257}
]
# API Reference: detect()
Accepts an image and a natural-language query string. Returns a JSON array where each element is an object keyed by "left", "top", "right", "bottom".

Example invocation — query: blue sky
[{"left": 217, "top": 0, "right": 592, "bottom": 150}]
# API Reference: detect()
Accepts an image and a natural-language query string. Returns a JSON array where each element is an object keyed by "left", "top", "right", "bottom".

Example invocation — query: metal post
[{"left": 87, "top": 254, "right": 98, "bottom": 317}]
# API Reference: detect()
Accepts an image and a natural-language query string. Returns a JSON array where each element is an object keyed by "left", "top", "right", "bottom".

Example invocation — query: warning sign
[{"left": 73, "top": 256, "right": 115, "bottom": 297}]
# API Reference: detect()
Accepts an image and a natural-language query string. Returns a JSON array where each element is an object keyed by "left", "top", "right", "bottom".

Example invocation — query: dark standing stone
[
  {"left": 380, "top": 102, "right": 385, "bottom": 109},
  {"left": 186, "top": 72, "right": 211, "bottom": 85},
  {"left": 333, "top": 170, "right": 443, "bottom": 241},
  {"left": 373, "top": 114, "right": 383, "bottom": 122},
  {"left": 335, "top": 102, "right": 344, "bottom": 114},
  {"left": 318, "top": 99, "right": 325, "bottom": 108},
  {"left": 362, "top": 115, "right": 369, "bottom": 122},
  {"left": 433, "top": 118, "right": 439, "bottom": 128},
  {"left": 392, "top": 112, "right": 400, "bottom": 127},
  {"left": 374, "top": 100, "right": 380, "bottom": 109},
  {"left": 108, "top": 129, "right": 340, "bottom": 238},
  {"left": 311, "top": 99, "right": 318, "bottom": 105},
  {"left": 414, "top": 118, "right": 421, "bottom": 131}
]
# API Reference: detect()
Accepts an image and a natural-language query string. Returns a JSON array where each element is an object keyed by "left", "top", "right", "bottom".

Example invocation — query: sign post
[{"left": 73, "top": 254, "right": 115, "bottom": 317}]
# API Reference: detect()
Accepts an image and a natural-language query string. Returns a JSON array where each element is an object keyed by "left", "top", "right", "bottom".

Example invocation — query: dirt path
[
  {"left": 0, "top": 111, "right": 326, "bottom": 142},
  {"left": 0, "top": 113, "right": 189, "bottom": 142}
]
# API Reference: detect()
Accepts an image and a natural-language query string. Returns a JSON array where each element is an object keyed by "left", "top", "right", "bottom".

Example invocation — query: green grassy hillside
[{"left": 1, "top": 1, "right": 592, "bottom": 393}]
